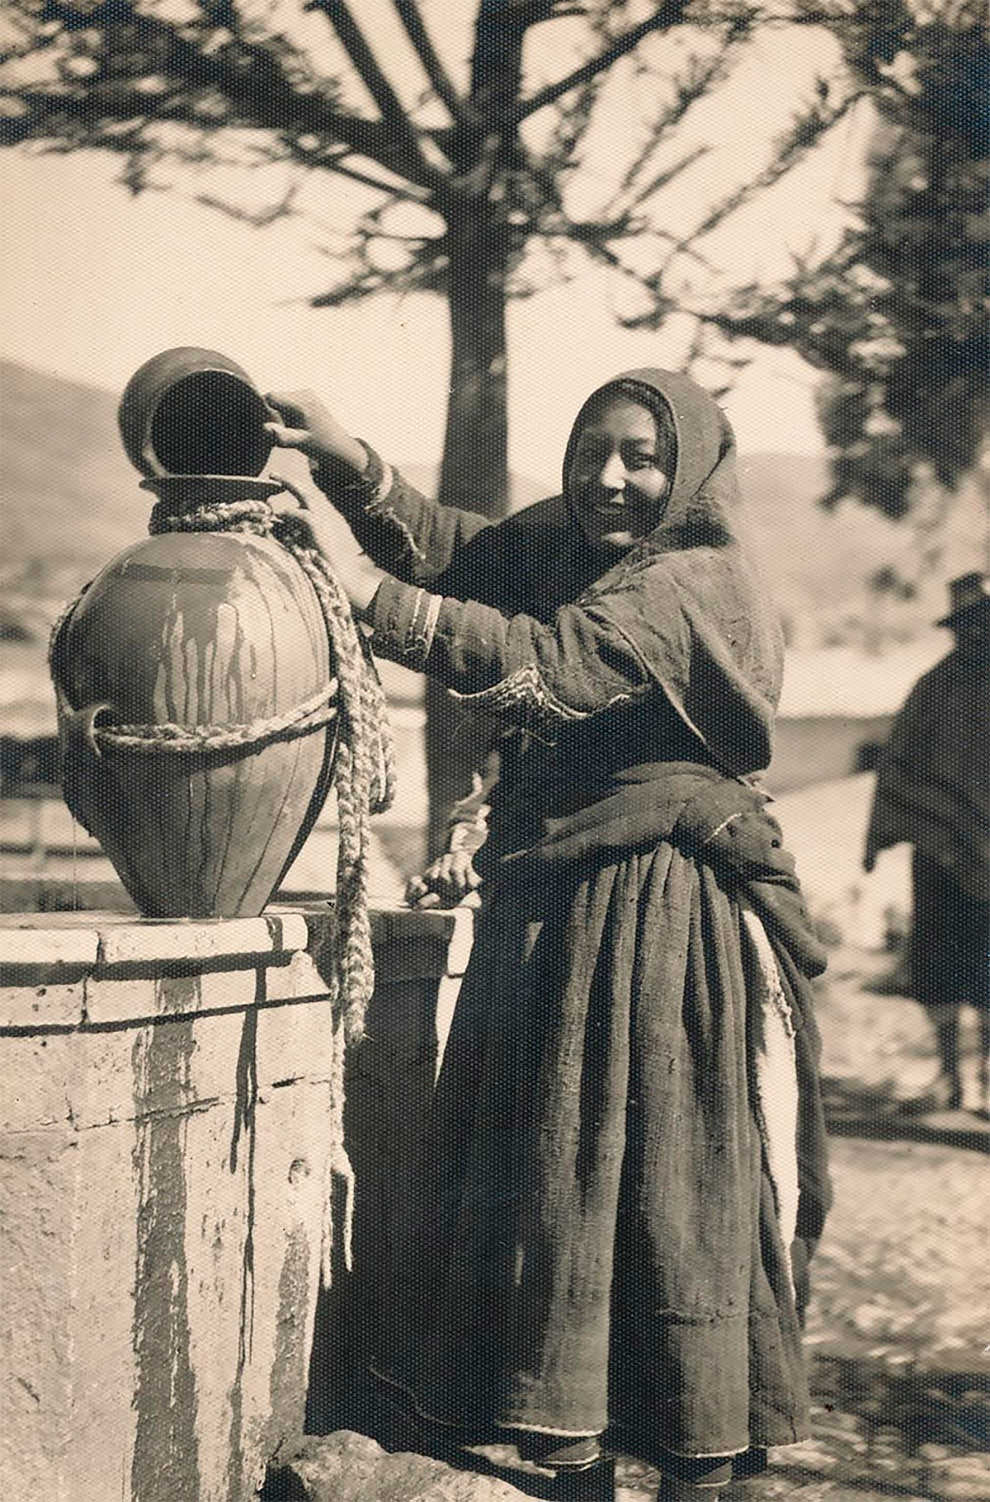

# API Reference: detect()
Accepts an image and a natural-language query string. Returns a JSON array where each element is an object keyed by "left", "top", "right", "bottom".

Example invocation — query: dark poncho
[
  {"left": 865, "top": 646, "right": 990, "bottom": 901},
  {"left": 326, "top": 368, "right": 830, "bottom": 1462}
]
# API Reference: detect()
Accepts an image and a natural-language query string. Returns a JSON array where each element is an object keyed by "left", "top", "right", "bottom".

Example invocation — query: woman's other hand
[
  {"left": 269, "top": 474, "right": 384, "bottom": 616},
  {"left": 406, "top": 850, "right": 482, "bottom": 909},
  {"left": 264, "top": 389, "right": 368, "bottom": 475}
]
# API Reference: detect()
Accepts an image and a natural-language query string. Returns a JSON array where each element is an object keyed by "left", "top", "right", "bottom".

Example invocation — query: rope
[
  {"left": 69, "top": 683, "right": 340, "bottom": 755},
  {"left": 51, "top": 492, "right": 398, "bottom": 1287}
]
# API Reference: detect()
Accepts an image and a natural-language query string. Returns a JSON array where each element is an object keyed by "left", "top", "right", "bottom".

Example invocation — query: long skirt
[{"left": 373, "top": 840, "right": 811, "bottom": 1461}]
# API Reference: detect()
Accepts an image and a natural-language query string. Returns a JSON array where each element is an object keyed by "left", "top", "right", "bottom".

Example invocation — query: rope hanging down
[
  {"left": 146, "top": 495, "right": 397, "bottom": 1053},
  {"left": 51, "top": 494, "right": 398, "bottom": 1286}
]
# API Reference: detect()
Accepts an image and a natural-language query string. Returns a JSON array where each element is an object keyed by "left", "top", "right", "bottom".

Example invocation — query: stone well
[{"left": 0, "top": 900, "right": 475, "bottom": 1501}]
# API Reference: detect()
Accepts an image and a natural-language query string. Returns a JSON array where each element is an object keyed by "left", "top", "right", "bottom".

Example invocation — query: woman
[{"left": 266, "top": 370, "right": 831, "bottom": 1500}]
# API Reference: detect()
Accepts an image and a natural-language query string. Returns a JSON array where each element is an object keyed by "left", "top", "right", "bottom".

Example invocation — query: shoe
[
  {"left": 517, "top": 1436, "right": 614, "bottom": 1500},
  {"left": 518, "top": 1435, "right": 603, "bottom": 1469},
  {"left": 656, "top": 1483, "right": 724, "bottom": 1500},
  {"left": 976, "top": 1041, "right": 989, "bottom": 1119},
  {"left": 657, "top": 1457, "right": 733, "bottom": 1498},
  {"left": 732, "top": 1447, "right": 768, "bottom": 1479},
  {"left": 552, "top": 1457, "right": 615, "bottom": 1500}
]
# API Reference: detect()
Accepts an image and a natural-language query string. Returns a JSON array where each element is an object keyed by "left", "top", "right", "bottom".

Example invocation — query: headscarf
[
  {"left": 427, "top": 368, "right": 783, "bottom": 777},
  {"left": 561, "top": 367, "right": 727, "bottom": 516},
  {"left": 560, "top": 368, "right": 784, "bottom": 777}
]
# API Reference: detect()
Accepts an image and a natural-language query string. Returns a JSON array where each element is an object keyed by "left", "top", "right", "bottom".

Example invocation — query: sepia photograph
[{"left": 1, "top": 3, "right": 987, "bottom": 1499}]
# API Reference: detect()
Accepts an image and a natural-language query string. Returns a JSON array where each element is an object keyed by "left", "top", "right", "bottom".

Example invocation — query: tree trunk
[
  {"left": 437, "top": 226, "right": 509, "bottom": 519},
  {"left": 425, "top": 205, "right": 510, "bottom": 859}
]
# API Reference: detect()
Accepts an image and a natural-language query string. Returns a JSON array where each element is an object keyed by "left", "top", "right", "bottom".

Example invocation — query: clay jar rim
[{"left": 118, "top": 345, "right": 275, "bottom": 479}]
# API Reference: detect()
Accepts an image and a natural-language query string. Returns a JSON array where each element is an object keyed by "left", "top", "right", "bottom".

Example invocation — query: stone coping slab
[{"left": 0, "top": 902, "right": 474, "bottom": 1030}]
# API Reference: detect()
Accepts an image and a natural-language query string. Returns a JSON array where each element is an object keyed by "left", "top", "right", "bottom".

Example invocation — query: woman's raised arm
[{"left": 266, "top": 390, "right": 492, "bottom": 584}]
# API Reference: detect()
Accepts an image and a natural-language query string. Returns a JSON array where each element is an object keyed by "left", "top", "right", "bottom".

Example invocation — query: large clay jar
[{"left": 51, "top": 351, "right": 337, "bottom": 919}]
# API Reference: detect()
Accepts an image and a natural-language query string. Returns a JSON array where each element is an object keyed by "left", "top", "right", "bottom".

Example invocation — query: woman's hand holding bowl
[{"left": 264, "top": 389, "right": 368, "bottom": 476}]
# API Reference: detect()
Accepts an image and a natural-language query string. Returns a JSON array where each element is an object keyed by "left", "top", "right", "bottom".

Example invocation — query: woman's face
[{"left": 567, "top": 394, "right": 673, "bottom": 552}]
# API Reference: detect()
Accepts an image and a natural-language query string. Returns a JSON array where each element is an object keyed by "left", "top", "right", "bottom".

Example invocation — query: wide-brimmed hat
[{"left": 936, "top": 571, "right": 990, "bottom": 627}]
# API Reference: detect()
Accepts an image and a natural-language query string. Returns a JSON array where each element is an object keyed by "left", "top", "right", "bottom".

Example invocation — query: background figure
[{"left": 864, "top": 572, "right": 990, "bottom": 1115}]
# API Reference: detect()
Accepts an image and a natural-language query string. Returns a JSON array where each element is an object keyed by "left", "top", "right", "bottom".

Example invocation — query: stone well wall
[{"left": 0, "top": 901, "right": 474, "bottom": 1502}]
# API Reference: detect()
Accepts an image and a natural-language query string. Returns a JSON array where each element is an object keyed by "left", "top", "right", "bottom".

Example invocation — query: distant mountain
[
  {"left": 2, "top": 358, "right": 980, "bottom": 655},
  {"left": 734, "top": 451, "right": 985, "bottom": 649},
  {"left": 2, "top": 359, "right": 143, "bottom": 602}
]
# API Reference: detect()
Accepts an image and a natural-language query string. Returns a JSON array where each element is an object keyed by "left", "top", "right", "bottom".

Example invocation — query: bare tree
[{"left": 0, "top": 0, "right": 861, "bottom": 850}]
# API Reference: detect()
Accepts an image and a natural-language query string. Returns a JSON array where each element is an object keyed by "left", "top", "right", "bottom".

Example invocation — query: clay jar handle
[
  {"left": 61, "top": 701, "right": 114, "bottom": 759},
  {"left": 59, "top": 702, "right": 114, "bottom": 834}
]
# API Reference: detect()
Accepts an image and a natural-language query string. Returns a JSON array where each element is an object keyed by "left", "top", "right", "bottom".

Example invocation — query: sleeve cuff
[
  {"left": 368, "top": 576, "right": 444, "bottom": 671},
  {"left": 310, "top": 440, "right": 393, "bottom": 512}
]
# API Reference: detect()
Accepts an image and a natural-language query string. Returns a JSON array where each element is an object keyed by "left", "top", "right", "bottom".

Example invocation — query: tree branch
[
  {"left": 0, "top": 2, "right": 412, "bottom": 173},
  {"left": 317, "top": 153, "right": 433, "bottom": 202},
  {"left": 608, "top": 23, "right": 749, "bottom": 217},
  {"left": 512, "top": 0, "right": 691, "bottom": 123},
  {"left": 625, "top": 145, "right": 712, "bottom": 212},
  {"left": 665, "top": 89, "right": 865, "bottom": 260},
  {"left": 391, "top": 1, "right": 467, "bottom": 124},
  {"left": 195, "top": 181, "right": 301, "bottom": 228},
  {"left": 0, "top": 75, "right": 407, "bottom": 173},
  {"left": 540, "top": 75, "right": 602, "bottom": 173},
  {"left": 304, "top": 0, "right": 440, "bottom": 184}
]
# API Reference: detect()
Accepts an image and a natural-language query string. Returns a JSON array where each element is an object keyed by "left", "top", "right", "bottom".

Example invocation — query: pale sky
[{"left": 0, "top": 7, "right": 875, "bottom": 487}]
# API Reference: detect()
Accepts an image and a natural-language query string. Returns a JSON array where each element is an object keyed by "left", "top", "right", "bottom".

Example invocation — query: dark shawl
[
  {"left": 414, "top": 367, "right": 785, "bottom": 780},
  {"left": 453, "top": 369, "right": 824, "bottom": 979},
  {"left": 865, "top": 647, "right": 990, "bottom": 900}
]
